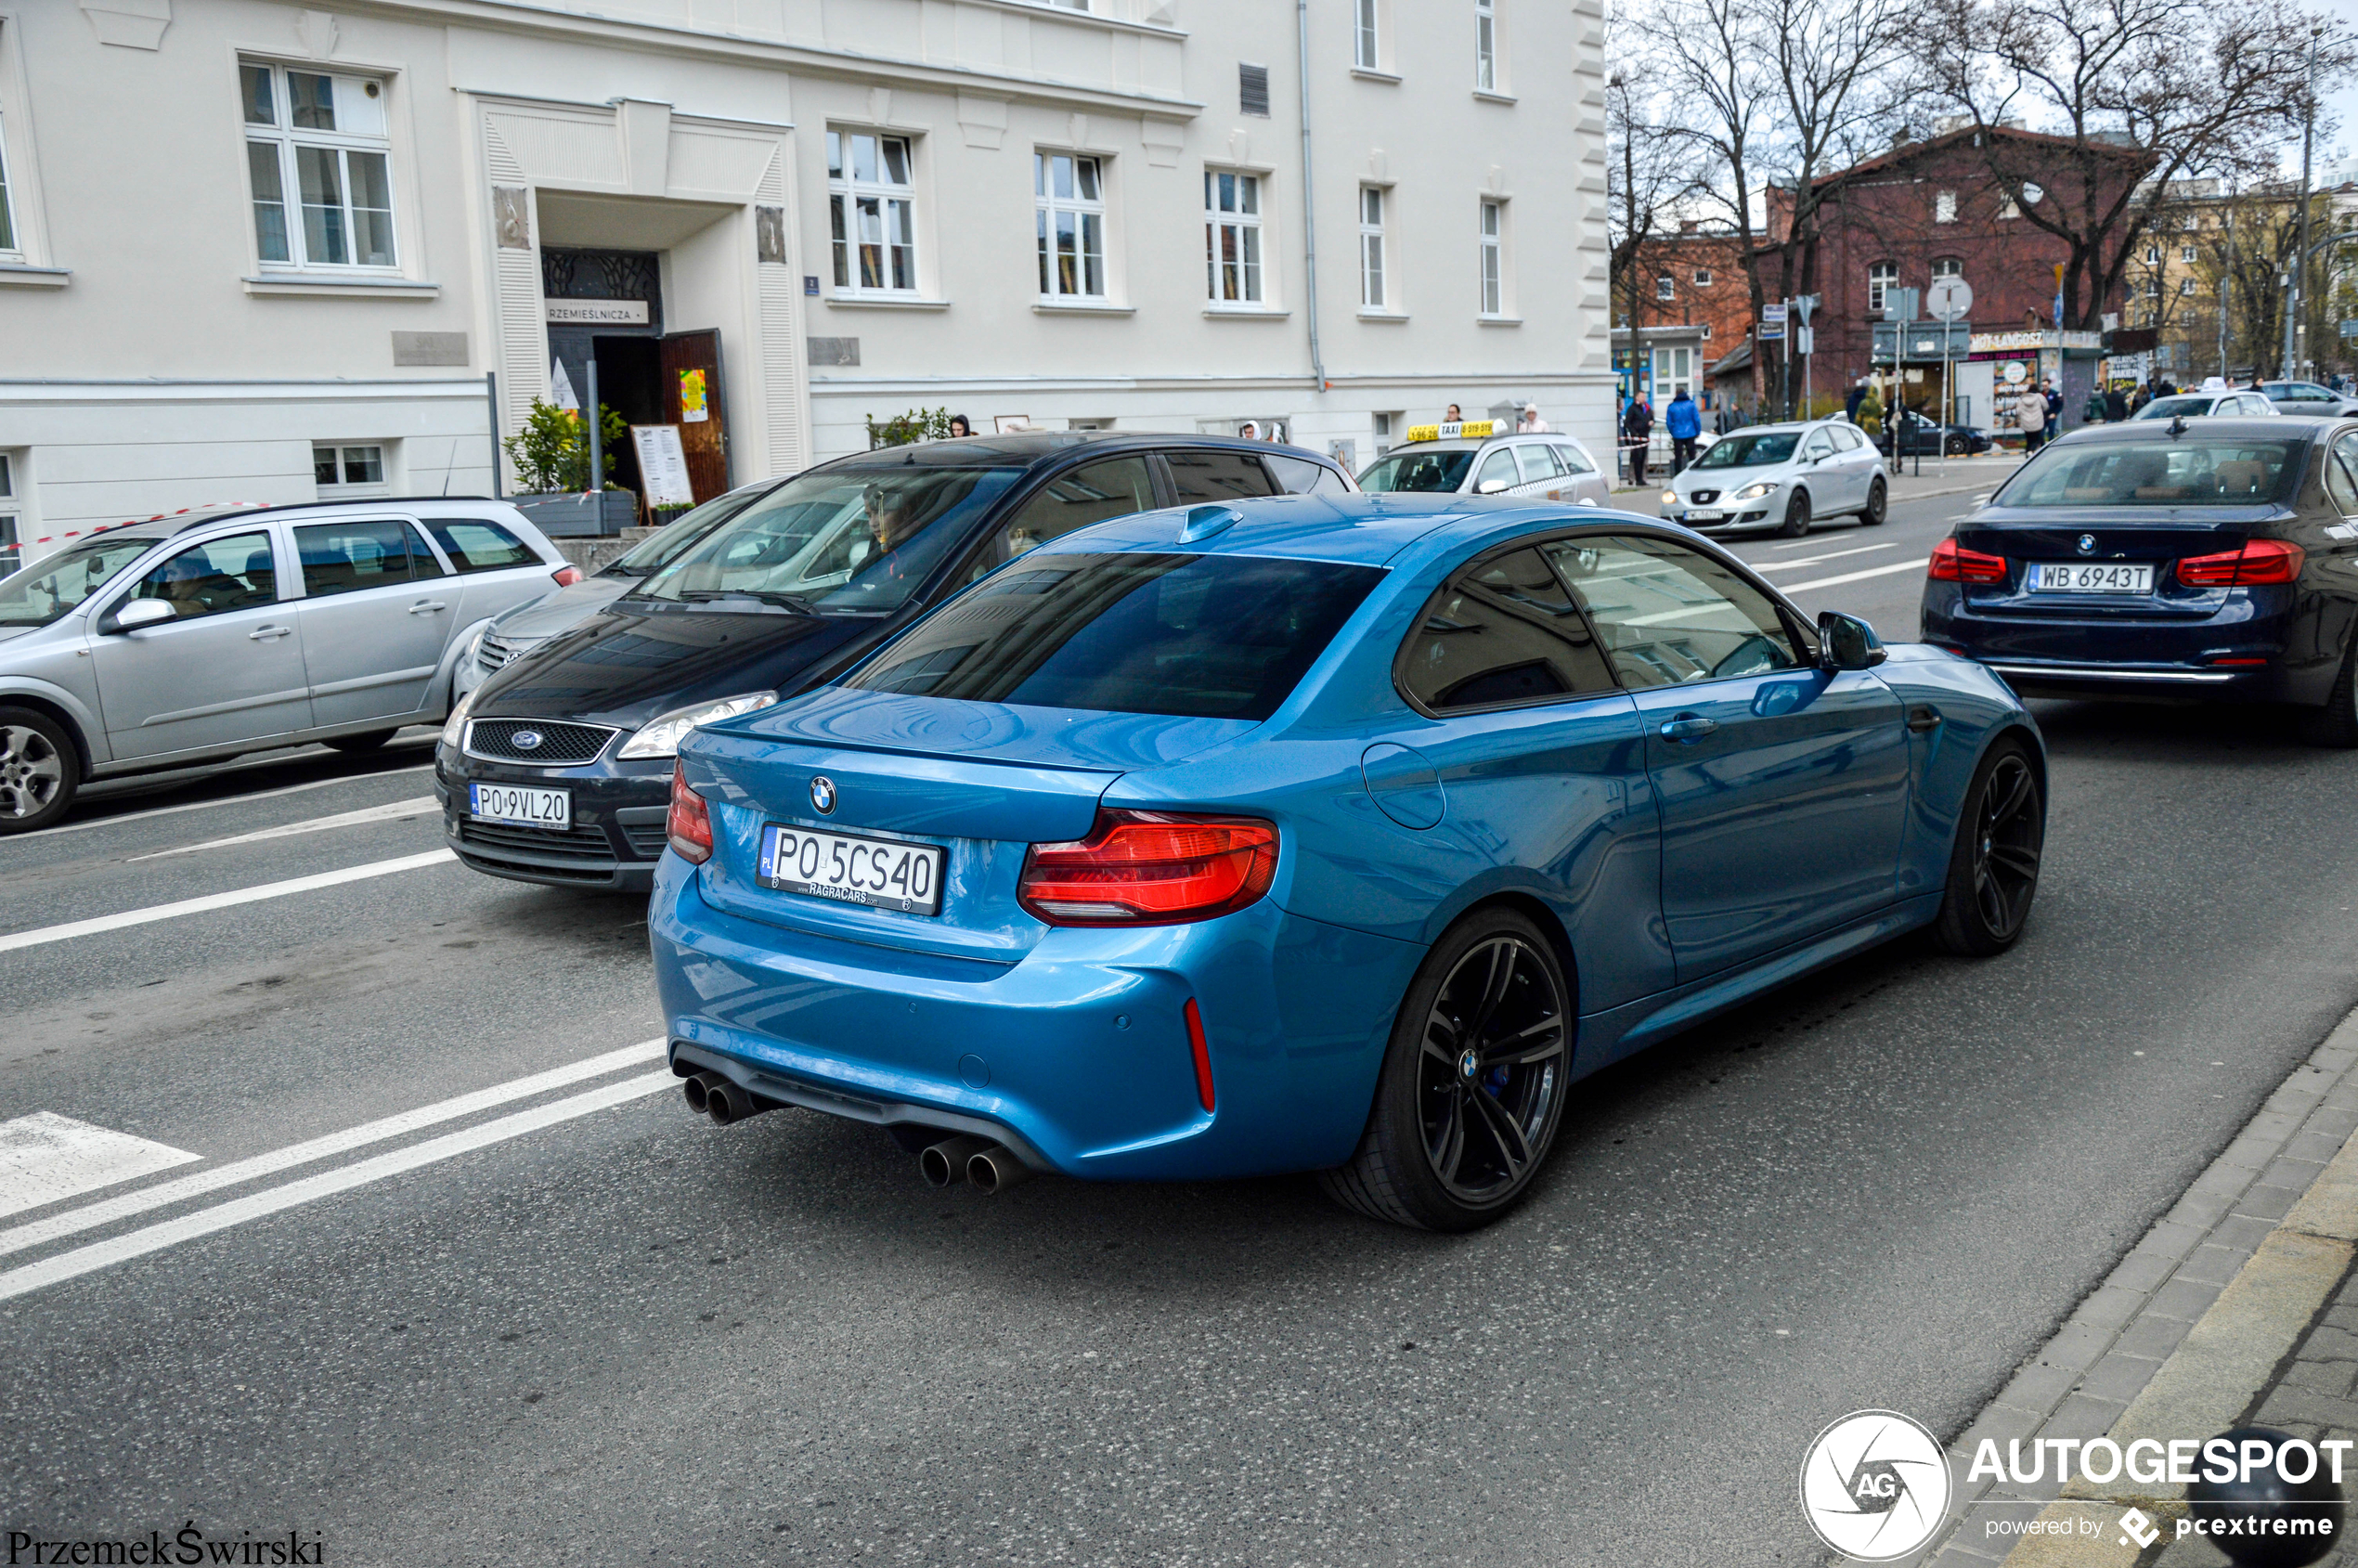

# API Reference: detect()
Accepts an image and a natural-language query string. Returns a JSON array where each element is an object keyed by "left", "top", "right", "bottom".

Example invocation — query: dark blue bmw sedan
[{"left": 1923, "top": 417, "right": 2358, "bottom": 743}]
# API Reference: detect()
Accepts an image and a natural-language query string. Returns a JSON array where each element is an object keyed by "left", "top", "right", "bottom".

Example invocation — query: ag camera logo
[{"left": 1801, "top": 1410, "right": 1953, "bottom": 1562}]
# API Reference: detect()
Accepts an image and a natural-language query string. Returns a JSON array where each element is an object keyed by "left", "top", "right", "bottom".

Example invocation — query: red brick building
[{"left": 1614, "top": 225, "right": 1758, "bottom": 414}]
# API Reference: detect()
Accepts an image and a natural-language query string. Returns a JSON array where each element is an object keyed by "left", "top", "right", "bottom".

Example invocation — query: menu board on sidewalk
[{"left": 630, "top": 424, "right": 696, "bottom": 509}]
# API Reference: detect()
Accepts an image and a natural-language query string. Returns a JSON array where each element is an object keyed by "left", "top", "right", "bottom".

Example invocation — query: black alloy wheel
[
  {"left": 1944, "top": 434, "right": 1967, "bottom": 456},
  {"left": 1779, "top": 490, "right": 1811, "bottom": 538},
  {"left": 1861, "top": 477, "right": 1888, "bottom": 526},
  {"left": 1932, "top": 740, "right": 2043, "bottom": 955},
  {"left": 1322, "top": 909, "right": 1572, "bottom": 1231},
  {"left": 0, "top": 706, "right": 77, "bottom": 835}
]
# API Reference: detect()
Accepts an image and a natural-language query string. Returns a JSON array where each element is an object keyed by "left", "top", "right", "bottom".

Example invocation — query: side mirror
[
  {"left": 103, "top": 598, "right": 175, "bottom": 634},
  {"left": 1476, "top": 478, "right": 1512, "bottom": 495},
  {"left": 1817, "top": 610, "right": 1886, "bottom": 672}
]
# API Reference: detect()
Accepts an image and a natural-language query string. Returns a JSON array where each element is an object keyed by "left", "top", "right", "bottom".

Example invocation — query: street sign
[
  {"left": 1926, "top": 277, "right": 1974, "bottom": 321},
  {"left": 1792, "top": 294, "right": 1819, "bottom": 326},
  {"left": 1883, "top": 288, "right": 1921, "bottom": 324},
  {"left": 2341, "top": 319, "right": 2358, "bottom": 339},
  {"left": 1759, "top": 302, "right": 1784, "bottom": 342},
  {"left": 1795, "top": 326, "right": 1814, "bottom": 356},
  {"left": 1873, "top": 322, "right": 1971, "bottom": 359}
]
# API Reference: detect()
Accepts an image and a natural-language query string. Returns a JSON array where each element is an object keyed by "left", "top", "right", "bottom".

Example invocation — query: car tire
[
  {"left": 0, "top": 706, "right": 80, "bottom": 835},
  {"left": 1861, "top": 477, "right": 1888, "bottom": 526},
  {"left": 1778, "top": 491, "right": 1811, "bottom": 538},
  {"left": 1930, "top": 738, "right": 2043, "bottom": 956},
  {"left": 1319, "top": 907, "right": 1573, "bottom": 1232},
  {"left": 323, "top": 729, "right": 400, "bottom": 754},
  {"left": 1944, "top": 435, "right": 1965, "bottom": 456},
  {"left": 2299, "top": 641, "right": 2358, "bottom": 748}
]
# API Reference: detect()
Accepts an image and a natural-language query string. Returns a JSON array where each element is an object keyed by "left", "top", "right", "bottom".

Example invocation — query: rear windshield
[
  {"left": 425, "top": 519, "right": 538, "bottom": 573},
  {"left": 1999, "top": 439, "right": 2300, "bottom": 507},
  {"left": 1357, "top": 448, "right": 1475, "bottom": 493},
  {"left": 848, "top": 551, "right": 1384, "bottom": 720},
  {"left": 1693, "top": 432, "right": 1799, "bottom": 468}
]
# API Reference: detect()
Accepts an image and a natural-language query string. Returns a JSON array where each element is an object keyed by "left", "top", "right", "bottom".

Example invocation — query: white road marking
[
  {"left": 0, "top": 1038, "right": 667, "bottom": 1257},
  {"left": 128, "top": 797, "right": 440, "bottom": 862},
  {"left": 19, "top": 765, "right": 434, "bottom": 840},
  {"left": 0, "top": 1113, "right": 200, "bottom": 1220},
  {"left": 1780, "top": 557, "right": 1933, "bottom": 595},
  {"left": 0, "top": 849, "right": 457, "bottom": 954},
  {"left": 0, "top": 1070, "right": 677, "bottom": 1303},
  {"left": 1749, "top": 542, "right": 1900, "bottom": 572}
]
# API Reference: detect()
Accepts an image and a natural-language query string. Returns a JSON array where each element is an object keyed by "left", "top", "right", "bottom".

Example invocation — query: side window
[
  {"left": 1473, "top": 447, "right": 1520, "bottom": 493},
  {"left": 1545, "top": 534, "right": 1804, "bottom": 690},
  {"left": 130, "top": 531, "right": 279, "bottom": 621},
  {"left": 1397, "top": 546, "right": 1616, "bottom": 713},
  {"left": 2328, "top": 435, "right": 2358, "bottom": 517},
  {"left": 293, "top": 520, "right": 436, "bottom": 597},
  {"left": 1801, "top": 431, "right": 1833, "bottom": 461},
  {"left": 1513, "top": 445, "right": 1562, "bottom": 483},
  {"left": 423, "top": 518, "right": 538, "bottom": 573},
  {"left": 1163, "top": 449, "right": 1278, "bottom": 502},
  {"left": 1829, "top": 425, "right": 1862, "bottom": 451},
  {"left": 1263, "top": 452, "right": 1341, "bottom": 494},
  {"left": 966, "top": 457, "right": 1156, "bottom": 581},
  {"left": 1552, "top": 442, "right": 1596, "bottom": 475}
]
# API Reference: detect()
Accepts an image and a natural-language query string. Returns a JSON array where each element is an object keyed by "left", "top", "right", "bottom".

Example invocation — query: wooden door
[{"left": 658, "top": 330, "right": 730, "bottom": 503}]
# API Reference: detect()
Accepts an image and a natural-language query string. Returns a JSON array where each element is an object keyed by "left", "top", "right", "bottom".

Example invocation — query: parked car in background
[
  {"left": 438, "top": 434, "right": 1355, "bottom": 890},
  {"left": 1355, "top": 420, "right": 1612, "bottom": 508},
  {"left": 452, "top": 480, "right": 777, "bottom": 703},
  {"left": 2258, "top": 382, "right": 2358, "bottom": 419},
  {"left": 2132, "top": 390, "right": 2280, "bottom": 421},
  {"left": 1887, "top": 408, "right": 1996, "bottom": 456},
  {"left": 1659, "top": 419, "right": 1889, "bottom": 537},
  {"left": 0, "top": 499, "right": 574, "bottom": 832}
]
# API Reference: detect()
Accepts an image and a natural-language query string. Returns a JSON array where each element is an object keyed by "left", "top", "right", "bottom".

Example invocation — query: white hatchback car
[{"left": 1658, "top": 419, "right": 1889, "bottom": 538}]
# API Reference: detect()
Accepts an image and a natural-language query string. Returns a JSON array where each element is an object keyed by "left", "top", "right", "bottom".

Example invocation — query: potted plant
[{"left": 503, "top": 399, "right": 639, "bottom": 537}]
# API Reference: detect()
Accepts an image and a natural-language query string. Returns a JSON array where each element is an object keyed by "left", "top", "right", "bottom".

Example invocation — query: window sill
[
  {"left": 1478, "top": 315, "right": 1523, "bottom": 327},
  {"left": 1350, "top": 67, "right": 1402, "bottom": 84},
  {"left": 1033, "top": 300, "right": 1135, "bottom": 316},
  {"left": 1357, "top": 309, "right": 1408, "bottom": 322},
  {"left": 244, "top": 275, "right": 441, "bottom": 300},
  {"left": 1472, "top": 89, "right": 1518, "bottom": 105},
  {"left": 827, "top": 294, "right": 952, "bottom": 311},
  {"left": 0, "top": 264, "right": 70, "bottom": 290},
  {"left": 1204, "top": 305, "right": 1290, "bottom": 318}
]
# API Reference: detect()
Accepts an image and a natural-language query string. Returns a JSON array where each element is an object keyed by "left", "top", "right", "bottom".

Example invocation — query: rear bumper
[
  {"left": 648, "top": 854, "right": 1424, "bottom": 1182},
  {"left": 1922, "top": 582, "right": 2336, "bottom": 705}
]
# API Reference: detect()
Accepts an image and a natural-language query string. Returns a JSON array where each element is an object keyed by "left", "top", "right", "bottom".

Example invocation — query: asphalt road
[{"left": 6, "top": 475, "right": 2353, "bottom": 1565}]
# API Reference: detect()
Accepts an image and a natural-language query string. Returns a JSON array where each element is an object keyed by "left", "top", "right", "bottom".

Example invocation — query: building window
[
  {"left": 2144, "top": 244, "right": 2159, "bottom": 265},
  {"left": 1206, "top": 170, "right": 1263, "bottom": 305},
  {"left": 1238, "top": 63, "right": 1271, "bottom": 117},
  {"left": 1935, "top": 189, "right": 1958, "bottom": 223},
  {"left": 1036, "top": 152, "right": 1106, "bottom": 300},
  {"left": 2179, "top": 278, "right": 2196, "bottom": 296},
  {"left": 1355, "top": 0, "right": 1380, "bottom": 69},
  {"left": 1480, "top": 201, "right": 1508, "bottom": 316},
  {"left": 242, "top": 61, "right": 397, "bottom": 270},
  {"left": 2182, "top": 243, "right": 2197, "bottom": 264},
  {"left": 829, "top": 130, "right": 917, "bottom": 294},
  {"left": 1692, "top": 267, "right": 1712, "bottom": 286},
  {"left": 1655, "top": 274, "right": 1675, "bottom": 302},
  {"left": 1932, "top": 256, "right": 1963, "bottom": 279},
  {"left": 1475, "top": 0, "right": 1496, "bottom": 91},
  {"left": 1359, "top": 186, "right": 1387, "bottom": 309},
  {"left": 1868, "top": 260, "right": 1898, "bottom": 314},
  {"left": 314, "top": 444, "right": 387, "bottom": 495}
]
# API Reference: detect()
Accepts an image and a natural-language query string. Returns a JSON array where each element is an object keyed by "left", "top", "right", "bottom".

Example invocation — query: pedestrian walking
[
  {"left": 1622, "top": 395, "right": 1655, "bottom": 487},
  {"left": 1665, "top": 390, "right": 1702, "bottom": 474},
  {"left": 2017, "top": 387, "right": 2047, "bottom": 454},
  {"left": 1845, "top": 376, "right": 1871, "bottom": 423},
  {"left": 2041, "top": 380, "right": 2062, "bottom": 442},
  {"left": 2105, "top": 384, "right": 2129, "bottom": 422}
]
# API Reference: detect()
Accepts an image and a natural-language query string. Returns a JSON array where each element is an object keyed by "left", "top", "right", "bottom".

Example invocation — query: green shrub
[
  {"left": 504, "top": 398, "right": 628, "bottom": 494},
  {"left": 865, "top": 408, "right": 955, "bottom": 448}
]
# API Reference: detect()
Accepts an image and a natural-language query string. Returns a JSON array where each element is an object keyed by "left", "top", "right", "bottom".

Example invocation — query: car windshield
[
  {"left": 1692, "top": 432, "right": 1800, "bottom": 469},
  {"left": 0, "top": 536, "right": 161, "bottom": 628},
  {"left": 1357, "top": 448, "right": 1476, "bottom": 493},
  {"left": 2133, "top": 395, "right": 2217, "bottom": 420},
  {"left": 1999, "top": 439, "right": 2300, "bottom": 506},
  {"left": 600, "top": 486, "right": 771, "bottom": 577},
  {"left": 848, "top": 551, "right": 1386, "bottom": 720},
  {"left": 631, "top": 465, "right": 1023, "bottom": 612}
]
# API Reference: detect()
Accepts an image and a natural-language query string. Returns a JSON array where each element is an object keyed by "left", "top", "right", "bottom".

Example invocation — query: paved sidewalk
[{"left": 1898, "top": 1010, "right": 2358, "bottom": 1567}]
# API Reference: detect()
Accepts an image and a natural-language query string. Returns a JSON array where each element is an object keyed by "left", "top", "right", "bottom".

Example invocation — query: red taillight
[
  {"left": 667, "top": 762, "right": 712, "bottom": 864},
  {"left": 1017, "top": 810, "right": 1278, "bottom": 927},
  {"left": 1184, "top": 998, "right": 1216, "bottom": 1113},
  {"left": 1928, "top": 538, "right": 2009, "bottom": 584},
  {"left": 2175, "top": 539, "right": 2305, "bottom": 588},
  {"left": 551, "top": 564, "right": 585, "bottom": 588}
]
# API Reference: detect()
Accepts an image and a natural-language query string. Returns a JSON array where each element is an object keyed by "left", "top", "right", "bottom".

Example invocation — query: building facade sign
[{"left": 545, "top": 301, "right": 651, "bottom": 326}]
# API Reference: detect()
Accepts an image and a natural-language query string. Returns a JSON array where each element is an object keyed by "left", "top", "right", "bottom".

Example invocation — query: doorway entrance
[{"left": 543, "top": 246, "right": 732, "bottom": 508}]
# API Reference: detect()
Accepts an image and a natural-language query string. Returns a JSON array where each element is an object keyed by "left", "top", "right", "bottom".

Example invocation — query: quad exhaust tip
[
  {"left": 681, "top": 1072, "right": 719, "bottom": 1117},
  {"left": 685, "top": 1071, "right": 776, "bottom": 1127},
  {"left": 918, "top": 1134, "right": 992, "bottom": 1188},
  {"left": 966, "top": 1143, "right": 1032, "bottom": 1195}
]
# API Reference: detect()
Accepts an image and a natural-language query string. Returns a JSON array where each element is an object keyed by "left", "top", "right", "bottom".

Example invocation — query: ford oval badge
[
  {"left": 512, "top": 730, "right": 544, "bottom": 751},
  {"left": 810, "top": 775, "right": 836, "bottom": 814}
]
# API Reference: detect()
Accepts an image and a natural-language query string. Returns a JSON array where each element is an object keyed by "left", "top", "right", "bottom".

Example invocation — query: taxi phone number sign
[{"left": 1403, "top": 419, "right": 1497, "bottom": 443}]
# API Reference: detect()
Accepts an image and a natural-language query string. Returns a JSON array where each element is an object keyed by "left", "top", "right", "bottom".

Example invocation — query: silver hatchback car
[
  {"left": 0, "top": 498, "right": 574, "bottom": 832},
  {"left": 1659, "top": 419, "right": 1889, "bottom": 538}
]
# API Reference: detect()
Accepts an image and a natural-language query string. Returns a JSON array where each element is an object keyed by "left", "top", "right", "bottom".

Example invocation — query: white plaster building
[{"left": 0, "top": 0, "right": 1610, "bottom": 565}]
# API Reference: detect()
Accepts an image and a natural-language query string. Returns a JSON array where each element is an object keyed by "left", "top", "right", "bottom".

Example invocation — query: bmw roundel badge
[
  {"left": 2076, "top": 534, "right": 2096, "bottom": 555},
  {"left": 512, "top": 730, "right": 544, "bottom": 751},
  {"left": 810, "top": 775, "right": 836, "bottom": 814}
]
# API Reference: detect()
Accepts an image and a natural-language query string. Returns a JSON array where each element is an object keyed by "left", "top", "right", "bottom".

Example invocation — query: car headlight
[
  {"left": 440, "top": 689, "right": 480, "bottom": 752},
  {"left": 615, "top": 693, "right": 781, "bottom": 760},
  {"left": 1732, "top": 481, "right": 1777, "bottom": 500},
  {"left": 1661, "top": 489, "right": 1679, "bottom": 506}
]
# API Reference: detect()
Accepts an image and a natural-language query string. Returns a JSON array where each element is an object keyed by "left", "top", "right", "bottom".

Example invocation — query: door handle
[
  {"left": 408, "top": 601, "right": 448, "bottom": 615},
  {"left": 1907, "top": 705, "right": 1943, "bottom": 733},
  {"left": 1658, "top": 714, "right": 1718, "bottom": 742},
  {"left": 248, "top": 625, "right": 292, "bottom": 641}
]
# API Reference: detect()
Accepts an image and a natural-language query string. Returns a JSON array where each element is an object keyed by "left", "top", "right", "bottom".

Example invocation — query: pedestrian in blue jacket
[{"left": 1666, "top": 391, "right": 1703, "bottom": 473}]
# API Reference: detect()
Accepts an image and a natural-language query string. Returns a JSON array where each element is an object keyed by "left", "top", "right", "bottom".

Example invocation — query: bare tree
[
  {"left": 1606, "top": 56, "right": 1702, "bottom": 354},
  {"left": 1922, "top": 0, "right": 2353, "bottom": 331}
]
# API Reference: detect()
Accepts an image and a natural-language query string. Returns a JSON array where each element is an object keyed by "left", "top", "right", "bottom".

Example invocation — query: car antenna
[{"left": 2167, "top": 413, "right": 2188, "bottom": 438}]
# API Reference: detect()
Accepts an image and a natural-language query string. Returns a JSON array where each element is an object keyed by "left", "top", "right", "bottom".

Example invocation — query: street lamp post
[{"left": 2283, "top": 27, "right": 2319, "bottom": 380}]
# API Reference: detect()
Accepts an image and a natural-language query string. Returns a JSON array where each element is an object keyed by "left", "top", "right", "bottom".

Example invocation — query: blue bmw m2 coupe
[{"left": 652, "top": 494, "right": 2044, "bottom": 1230}]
